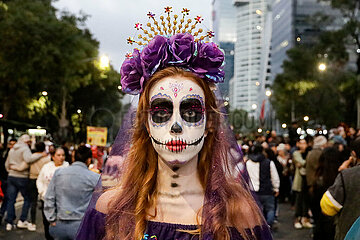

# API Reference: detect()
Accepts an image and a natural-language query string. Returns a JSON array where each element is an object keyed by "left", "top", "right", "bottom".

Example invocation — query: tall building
[
  {"left": 271, "top": 0, "right": 344, "bottom": 81},
  {"left": 212, "top": 0, "right": 237, "bottom": 98},
  {"left": 231, "top": 0, "right": 272, "bottom": 115}
]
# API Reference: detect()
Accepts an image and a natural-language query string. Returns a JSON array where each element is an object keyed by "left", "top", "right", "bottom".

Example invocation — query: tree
[
  {"left": 69, "top": 66, "right": 123, "bottom": 143},
  {"left": 0, "top": 0, "right": 123, "bottom": 142},
  {"left": 319, "top": 0, "right": 360, "bottom": 127},
  {"left": 271, "top": 45, "right": 356, "bottom": 128}
]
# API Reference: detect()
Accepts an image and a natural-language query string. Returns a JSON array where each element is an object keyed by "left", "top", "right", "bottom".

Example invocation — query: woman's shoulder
[
  {"left": 95, "top": 188, "right": 118, "bottom": 214},
  {"left": 40, "top": 161, "right": 53, "bottom": 172}
]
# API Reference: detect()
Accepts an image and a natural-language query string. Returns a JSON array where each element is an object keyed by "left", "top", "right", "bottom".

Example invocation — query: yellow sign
[{"left": 86, "top": 126, "right": 107, "bottom": 146}]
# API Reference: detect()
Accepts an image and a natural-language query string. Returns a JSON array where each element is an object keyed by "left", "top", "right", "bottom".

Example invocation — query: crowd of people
[
  {"left": 0, "top": 123, "right": 359, "bottom": 240},
  {"left": 239, "top": 124, "right": 360, "bottom": 240},
  {"left": 0, "top": 134, "right": 109, "bottom": 239},
  {"left": 0, "top": 122, "right": 359, "bottom": 240}
]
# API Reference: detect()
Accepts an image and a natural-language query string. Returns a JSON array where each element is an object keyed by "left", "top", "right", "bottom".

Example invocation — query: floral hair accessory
[{"left": 120, "top": 7, "right": 225, "bottom": 95}]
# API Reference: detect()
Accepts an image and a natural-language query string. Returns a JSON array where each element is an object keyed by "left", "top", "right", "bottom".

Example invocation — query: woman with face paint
[{"left": 76, "top": 7, "right": 272, "bottom": 240}]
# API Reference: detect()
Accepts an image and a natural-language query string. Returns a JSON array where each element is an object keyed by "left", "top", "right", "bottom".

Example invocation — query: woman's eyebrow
[{"left": 150, "top": 97, "right": 173, "bottom": 105}]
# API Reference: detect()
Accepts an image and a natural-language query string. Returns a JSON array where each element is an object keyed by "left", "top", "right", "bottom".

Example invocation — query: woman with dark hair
[
  {"left": 76, "top": 7, "right": 272, "bottom": 240},
  {"left": 312, "top": 147, "right": 342, "bottom": 240}
]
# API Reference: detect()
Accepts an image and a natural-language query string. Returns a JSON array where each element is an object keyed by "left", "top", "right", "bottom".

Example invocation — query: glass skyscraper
[
  {"left": 231, "top": 0, "right": 272, "bottom": 115},
  {"left": 212, "top": 0, "right": 237, "bottom": 98}
]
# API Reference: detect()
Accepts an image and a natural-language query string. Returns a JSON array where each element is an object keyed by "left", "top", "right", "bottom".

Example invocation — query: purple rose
[
  {"left": 190, "top": 42, "right": 225, "bottom": 83},
  {"left": 120, "top": 49, "right": 145, "bottom": 94},
  {"left": 140, "top": 35, "right": 169, "bottom": 78},
  {"left": 168, "top": 33, "right": 195, "bottom": 64}
]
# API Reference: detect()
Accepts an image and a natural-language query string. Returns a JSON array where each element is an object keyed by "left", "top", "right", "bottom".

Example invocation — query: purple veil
[{"left": 75, "top": 85, "right": 272, "bottom": 240}]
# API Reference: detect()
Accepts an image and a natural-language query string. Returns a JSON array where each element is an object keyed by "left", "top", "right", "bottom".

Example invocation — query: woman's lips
[
  {"left": 166, "top": 140, "right": 187, "bottom": 152},
  {"left": 150, "top": 136, "right": 204, "bottom": 153}
]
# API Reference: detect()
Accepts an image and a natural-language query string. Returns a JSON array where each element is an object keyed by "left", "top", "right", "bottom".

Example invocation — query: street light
[
  {"left": 304, "top": 116, "right": 309, "bottom": 122},
  {"left": 265, "top": 90, "right": 272, "bottom": 97},
  {"left": 77, "top": 109, "right": 82, "bottom": 114},
  {"left": 318, "top": 63, "right": 326, "bottom": 71},
  {"left": 42, "top": 91, "right": 48, "bottom": 96},
  {"left": 0, "top": 114, "right": 3, "bottom": 119},
  {"left": 257, "top": 128, "right": 263, "bottom": 133},
  {"left": 252, "top": 104, "right": 257, "bottom": 110},
  {"left": 99, "top": 55, "right": 110, "bottom": 70},
  {"left": 282, "top": 123, "right": 287, "bottom": 129}
]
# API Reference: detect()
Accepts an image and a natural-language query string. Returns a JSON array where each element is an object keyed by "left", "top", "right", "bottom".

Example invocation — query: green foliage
[
  {"left": 272, "top": 1, "right": 359, "bottom": 128},
  {"left": 272, "top": 44, "right": 357, "bottom": 127},
  {"left": 0, "top": 0, "right": 123, "bottom": 142}
]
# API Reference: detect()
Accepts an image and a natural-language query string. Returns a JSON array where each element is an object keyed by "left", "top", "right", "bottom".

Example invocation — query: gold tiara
[{"left": 127, "top": 7, "right": 214, "bottom": 46}]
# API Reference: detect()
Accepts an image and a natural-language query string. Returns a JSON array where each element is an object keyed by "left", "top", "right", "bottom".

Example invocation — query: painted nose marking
[{"left": 170, "top": 122, "right": 182, "bottom": 134}]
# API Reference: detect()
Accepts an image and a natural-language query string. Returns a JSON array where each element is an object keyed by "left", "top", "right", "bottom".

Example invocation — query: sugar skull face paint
[{"left": 148, "top": 76, "right": 206, "bottom": 165}]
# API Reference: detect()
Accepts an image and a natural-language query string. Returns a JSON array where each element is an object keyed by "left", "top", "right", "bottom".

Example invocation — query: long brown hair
[{"left": 104, "top": 67, "right": 263, "bottom": 240}]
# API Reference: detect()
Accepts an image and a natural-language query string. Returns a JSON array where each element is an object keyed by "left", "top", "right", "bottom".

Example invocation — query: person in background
[
  {"left": 11, "top": 142, "right": 51, "bottom": 231},
  {"left": 61, "top": 141, "right": 72, "bottom": 165},
  {"left": 331, "top": 129, "right": 347, "bottom": 146},
  {"left": 312, "top": 147, "right": 343, "bottom": 240},
  {"left": 306, "top": 136, "right": 327, "bottom": 226},
  {"left": 346, "top": 127, "right": 357, "bottom": 146},
  {"left": 4, "top": 135, "right": 44, "bottom": 231},
  {"left": 277, "top": 143, "right": 291, "bottom": 203},
  {"left": 0, "top": 138, "right": 16, "bottom": 225},
  {"left": 37, "top": 148, "right": 69, "bottom": 240},
  {"left": 288, "top": 121, "right": 299, "bottom": 148},
  {"left": 292, "top": 138, "right": 312, "bottom": 229},
  {"left": 44, "top": 145, "right": 99, "bottom": 240},
  {"left": 246, "top": 144, "right": 280, "bottom": 229},
  {"left": 320, "top": 137, "right": 360, "bottom": 240}
]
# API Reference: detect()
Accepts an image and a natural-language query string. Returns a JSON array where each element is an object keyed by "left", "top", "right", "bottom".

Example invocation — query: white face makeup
[{"left": 148, "top": 76, "right": 206, "bottom": 166}]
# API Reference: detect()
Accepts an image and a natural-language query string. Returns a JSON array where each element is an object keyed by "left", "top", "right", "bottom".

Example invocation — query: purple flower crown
[{"left": 120, "top": 33, "right": 225, "bottom": 95}]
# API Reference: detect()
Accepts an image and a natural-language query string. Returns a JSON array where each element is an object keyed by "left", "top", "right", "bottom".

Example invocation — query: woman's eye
[
  {"left": 180, "top": 98, "right": 204, "bottom": 123},
  {"left": 154, "top": 109, "right": 170, "bottom": 117},
  {"left": 149, "top": 98, "right": 173, "bottom": 124},
  {"left": 183, "top": 110, "right": 196, "bottom": 118}
]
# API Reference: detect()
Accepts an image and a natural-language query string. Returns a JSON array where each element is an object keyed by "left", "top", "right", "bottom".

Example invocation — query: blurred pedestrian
[
  {"left": 246, "top": 144, "right": 280, "bottom": 228},
  {"left": 44, "top": 145, "right": 99, "bottom": 240},
  {"left": 4, "top": 134, "right": 44, "bottom": 231},
  {"left": 277, "top": 143, "right": 291, "bottom": 203},
  {"left": 0, "top": 138, "right": 16, "bottom": 224},
  {"left": 37, "top": 148, "right": 69, "bottom": 240},
  {"left": 11, "top": 142, "right": 51, "bottom": 231},
  {"left": 306, "top": 136, "right": 327, "bottom": 224},
  {"left": 292, "top": 138, "right": 312, "bottom": 229},
  {"left": 320, "top": 137, "right": 360, "bottom": 240},
  {"left": 312, "top": 147, "right": 342, "bottom": 240},
  {"left": 288, "top": 121, "right": 299, "bottom": 147}
]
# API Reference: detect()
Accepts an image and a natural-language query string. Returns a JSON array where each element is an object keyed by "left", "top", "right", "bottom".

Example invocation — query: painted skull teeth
[{"left": 151, "top": 136, "right": 204, "bottom": 153}]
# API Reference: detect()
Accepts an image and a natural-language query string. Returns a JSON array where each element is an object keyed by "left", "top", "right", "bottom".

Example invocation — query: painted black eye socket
[
  {"left": 150, "top": 98, "right": 173, "bottom": 123},
  {"left": 180, "top": 99, "right": 204, "bottom": 123}
]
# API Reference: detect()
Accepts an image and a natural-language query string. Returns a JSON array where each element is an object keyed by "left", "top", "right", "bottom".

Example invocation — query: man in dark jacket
[{"left": 321, "top": 137, "right": 360, "bottom": 240}]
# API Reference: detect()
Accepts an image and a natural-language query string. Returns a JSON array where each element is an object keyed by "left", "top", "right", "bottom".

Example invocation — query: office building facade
[{"left": 231, "top": 0, "right": 272, "bottom": 115}]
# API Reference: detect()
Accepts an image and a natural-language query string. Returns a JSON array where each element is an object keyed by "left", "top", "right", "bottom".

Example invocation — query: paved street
[
  {"left": 272, "top": 203, "right": 312, "bottom": 240},
  {"left": 0, "top": 200, "right": 313, "bottom": 240},
  {"left": 0, "top": 200, "right": 44, "bottom": 240}
]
